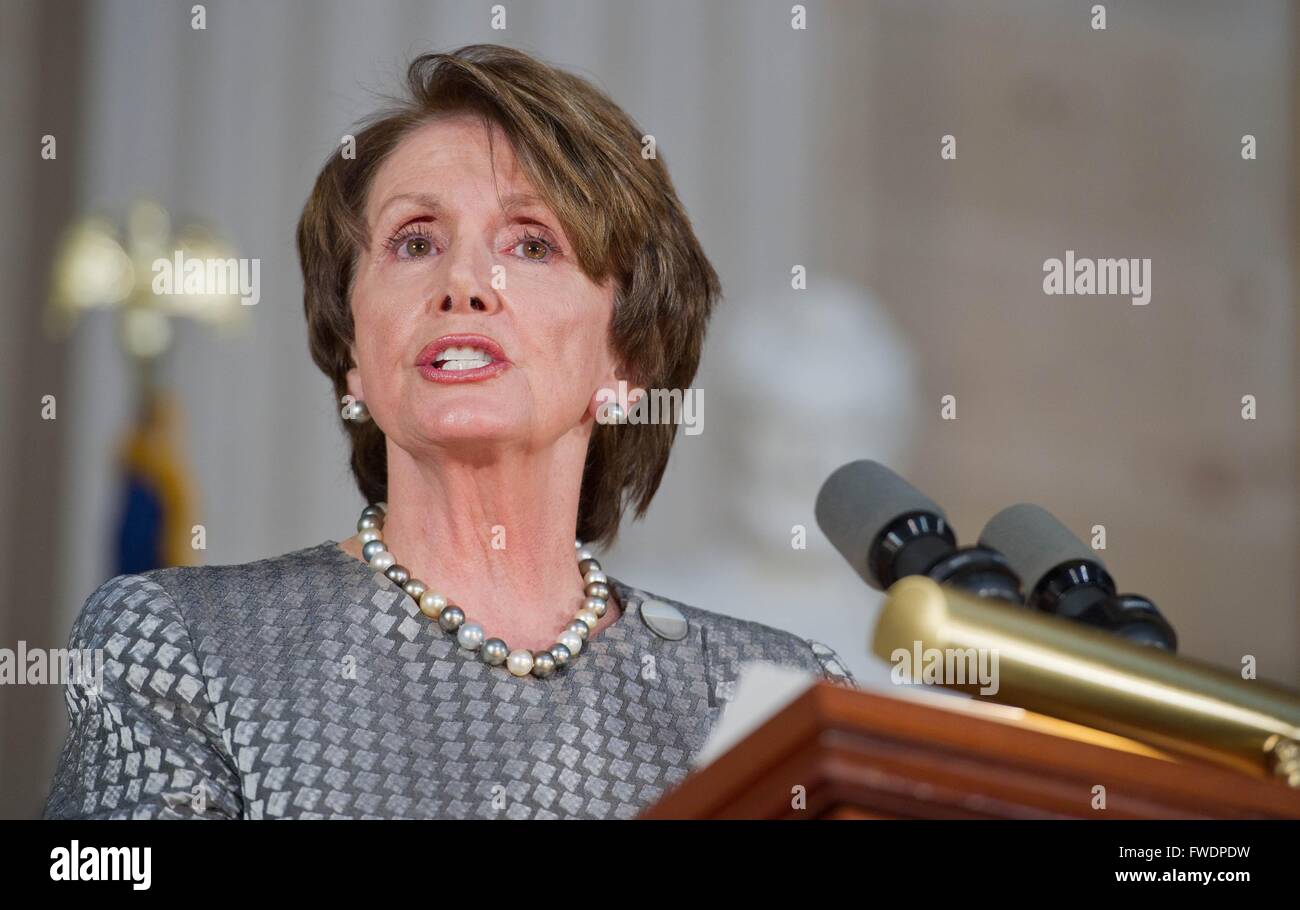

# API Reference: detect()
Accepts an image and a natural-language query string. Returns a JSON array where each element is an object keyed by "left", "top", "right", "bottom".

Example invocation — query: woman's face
[{"left": 347, "top": 113, "right": 622, "bottom": 462}]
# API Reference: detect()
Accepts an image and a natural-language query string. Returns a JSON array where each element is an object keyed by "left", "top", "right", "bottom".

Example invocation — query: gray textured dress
[{"left": 43, "top": 540, "right": 857, "bottom": 820}]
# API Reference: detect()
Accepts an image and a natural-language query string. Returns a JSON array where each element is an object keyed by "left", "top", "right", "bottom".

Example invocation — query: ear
[
  {"left": 345, "top": 344, "right": 365, "bottom": 402},
  {"left": 587, "top": 351, "right": 644, "bottom": 421}
]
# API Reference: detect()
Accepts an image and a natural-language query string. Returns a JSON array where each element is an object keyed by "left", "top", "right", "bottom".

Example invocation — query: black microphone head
[
  {"left": 978, "top": 503, "right": 1102, "bottom": 591},
  {"left": 815, "top": 460, "right": 946, "bottom": 590}
]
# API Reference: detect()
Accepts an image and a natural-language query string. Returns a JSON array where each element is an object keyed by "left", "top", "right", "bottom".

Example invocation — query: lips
[{"left": 416, "top": 333, "right": 511, "bottom": 384}]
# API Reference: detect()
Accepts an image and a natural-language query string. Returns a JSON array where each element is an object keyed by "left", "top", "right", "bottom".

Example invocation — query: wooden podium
[{"left": 640, "top": 681, "right": 1300, "bottom": 819}]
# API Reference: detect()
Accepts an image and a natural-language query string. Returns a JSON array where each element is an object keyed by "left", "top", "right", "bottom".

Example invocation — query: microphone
[
  {"left": 814, "top": 460, "right": 1022, "bottom": 603},
  {"left": 978, "top": 503, "right": 1178, "bottom": 651}
]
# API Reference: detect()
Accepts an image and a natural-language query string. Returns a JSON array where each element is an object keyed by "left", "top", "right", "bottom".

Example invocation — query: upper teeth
[{"left": 436, "top": 345, "right": 495, "bottom": 370}]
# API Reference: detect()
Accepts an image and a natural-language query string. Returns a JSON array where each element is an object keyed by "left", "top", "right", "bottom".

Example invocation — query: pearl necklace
[{"left": 355, "top": 503, "right": 611, "bottom": 678}]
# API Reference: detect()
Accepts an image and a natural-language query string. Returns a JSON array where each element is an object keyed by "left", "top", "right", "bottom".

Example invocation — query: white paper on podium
[
  {"left": 691, "top": 661, "right": 986, "bottom": 770},
  {"left": 691, "top": 662, "right": 819, "bottom": 769}
]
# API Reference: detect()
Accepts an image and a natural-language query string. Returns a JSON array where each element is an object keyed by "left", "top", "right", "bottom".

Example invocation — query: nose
[
  {"left": 439, "top": 294, "right": 487, "bottom": 313},
  {"left": 435, "top": 236, "right": 500, "bottom": 315}
]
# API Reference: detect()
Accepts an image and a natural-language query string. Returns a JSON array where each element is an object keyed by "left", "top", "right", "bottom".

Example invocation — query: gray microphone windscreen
[
  {"left": 814, "top": 460, "right": 945, "bottom": 589},
  {"left": 978, "top": 503, "right": 1103, "bottom": 590}
]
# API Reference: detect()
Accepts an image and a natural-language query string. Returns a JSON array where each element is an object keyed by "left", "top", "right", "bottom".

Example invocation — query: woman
[{"left": 44, "top": 44, "right": 855, "bottom": 820}]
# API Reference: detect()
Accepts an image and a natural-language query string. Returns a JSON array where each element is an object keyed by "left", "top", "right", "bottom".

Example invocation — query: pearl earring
[
  {"left": 597, "top": 401, "right": 625, "bottom": 425},
  {"left": 341, "top": 396, "right": 371, "bottom": 423}
]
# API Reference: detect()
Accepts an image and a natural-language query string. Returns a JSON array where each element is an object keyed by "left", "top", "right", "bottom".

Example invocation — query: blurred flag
[{"left": 113, "top": 391, "right": 195, "bottom": 574}]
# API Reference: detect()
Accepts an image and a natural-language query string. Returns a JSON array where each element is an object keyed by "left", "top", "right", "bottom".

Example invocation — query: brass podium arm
[{"left": 872, "top": 576, "right": 1300, "bottom": 785}]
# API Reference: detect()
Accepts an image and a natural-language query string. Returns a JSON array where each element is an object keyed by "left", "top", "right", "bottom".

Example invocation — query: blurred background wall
[{"left": 1, "top": 0, "right": 1295, "bottom": 818}]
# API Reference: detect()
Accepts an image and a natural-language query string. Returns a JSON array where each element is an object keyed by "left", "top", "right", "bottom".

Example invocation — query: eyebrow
[
  {"left": 500, "top": 192, "right": 546, "bottom": 213},
  {"left": 374, "top": 190, "right": 549, "bottom": 223}
]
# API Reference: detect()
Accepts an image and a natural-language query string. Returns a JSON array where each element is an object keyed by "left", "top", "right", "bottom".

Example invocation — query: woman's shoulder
[
  {"left": 608, "top": 578, "right": 857, "bottom": 688},
  {"left": 143, "top": 539, "right": 348, "bottom": 593},
  {"left": 70, "top": 541, "right": 348, "bottom": 645}
]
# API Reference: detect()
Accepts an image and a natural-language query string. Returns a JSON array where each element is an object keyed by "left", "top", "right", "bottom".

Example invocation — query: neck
[{"left": 369, "top": 434, "right": 618, "bottom": 651}]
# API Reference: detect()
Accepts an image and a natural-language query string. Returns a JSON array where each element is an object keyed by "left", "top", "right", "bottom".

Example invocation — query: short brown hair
[{"left": 297, "top": 44, "right": 721, "bottom": 546}]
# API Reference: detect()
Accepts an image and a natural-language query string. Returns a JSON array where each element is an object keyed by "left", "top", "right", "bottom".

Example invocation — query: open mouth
[
  {"left": 416, "top": 334, "right": 510, "bottom": 383},
  {"left": 432, "top": 345, "right": 496, "bottom": 371}
]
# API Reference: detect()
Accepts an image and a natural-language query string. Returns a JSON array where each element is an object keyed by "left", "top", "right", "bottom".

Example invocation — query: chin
[{"left": 410, "top": 400, "right": 523, "bottom": 444}]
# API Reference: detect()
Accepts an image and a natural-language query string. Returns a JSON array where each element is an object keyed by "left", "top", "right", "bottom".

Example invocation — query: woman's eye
[
  {"left": 401, "top": 237, "right": 431, "bottom": 258},
  {"left": 514, "top": 237, "right": 554, "bottom": 262},
  {"left": 385, "top": 231, "right": 553, "bottom": 262},
  {"left": 385, "top": 231, "right": 433, "bottom": 260}
]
